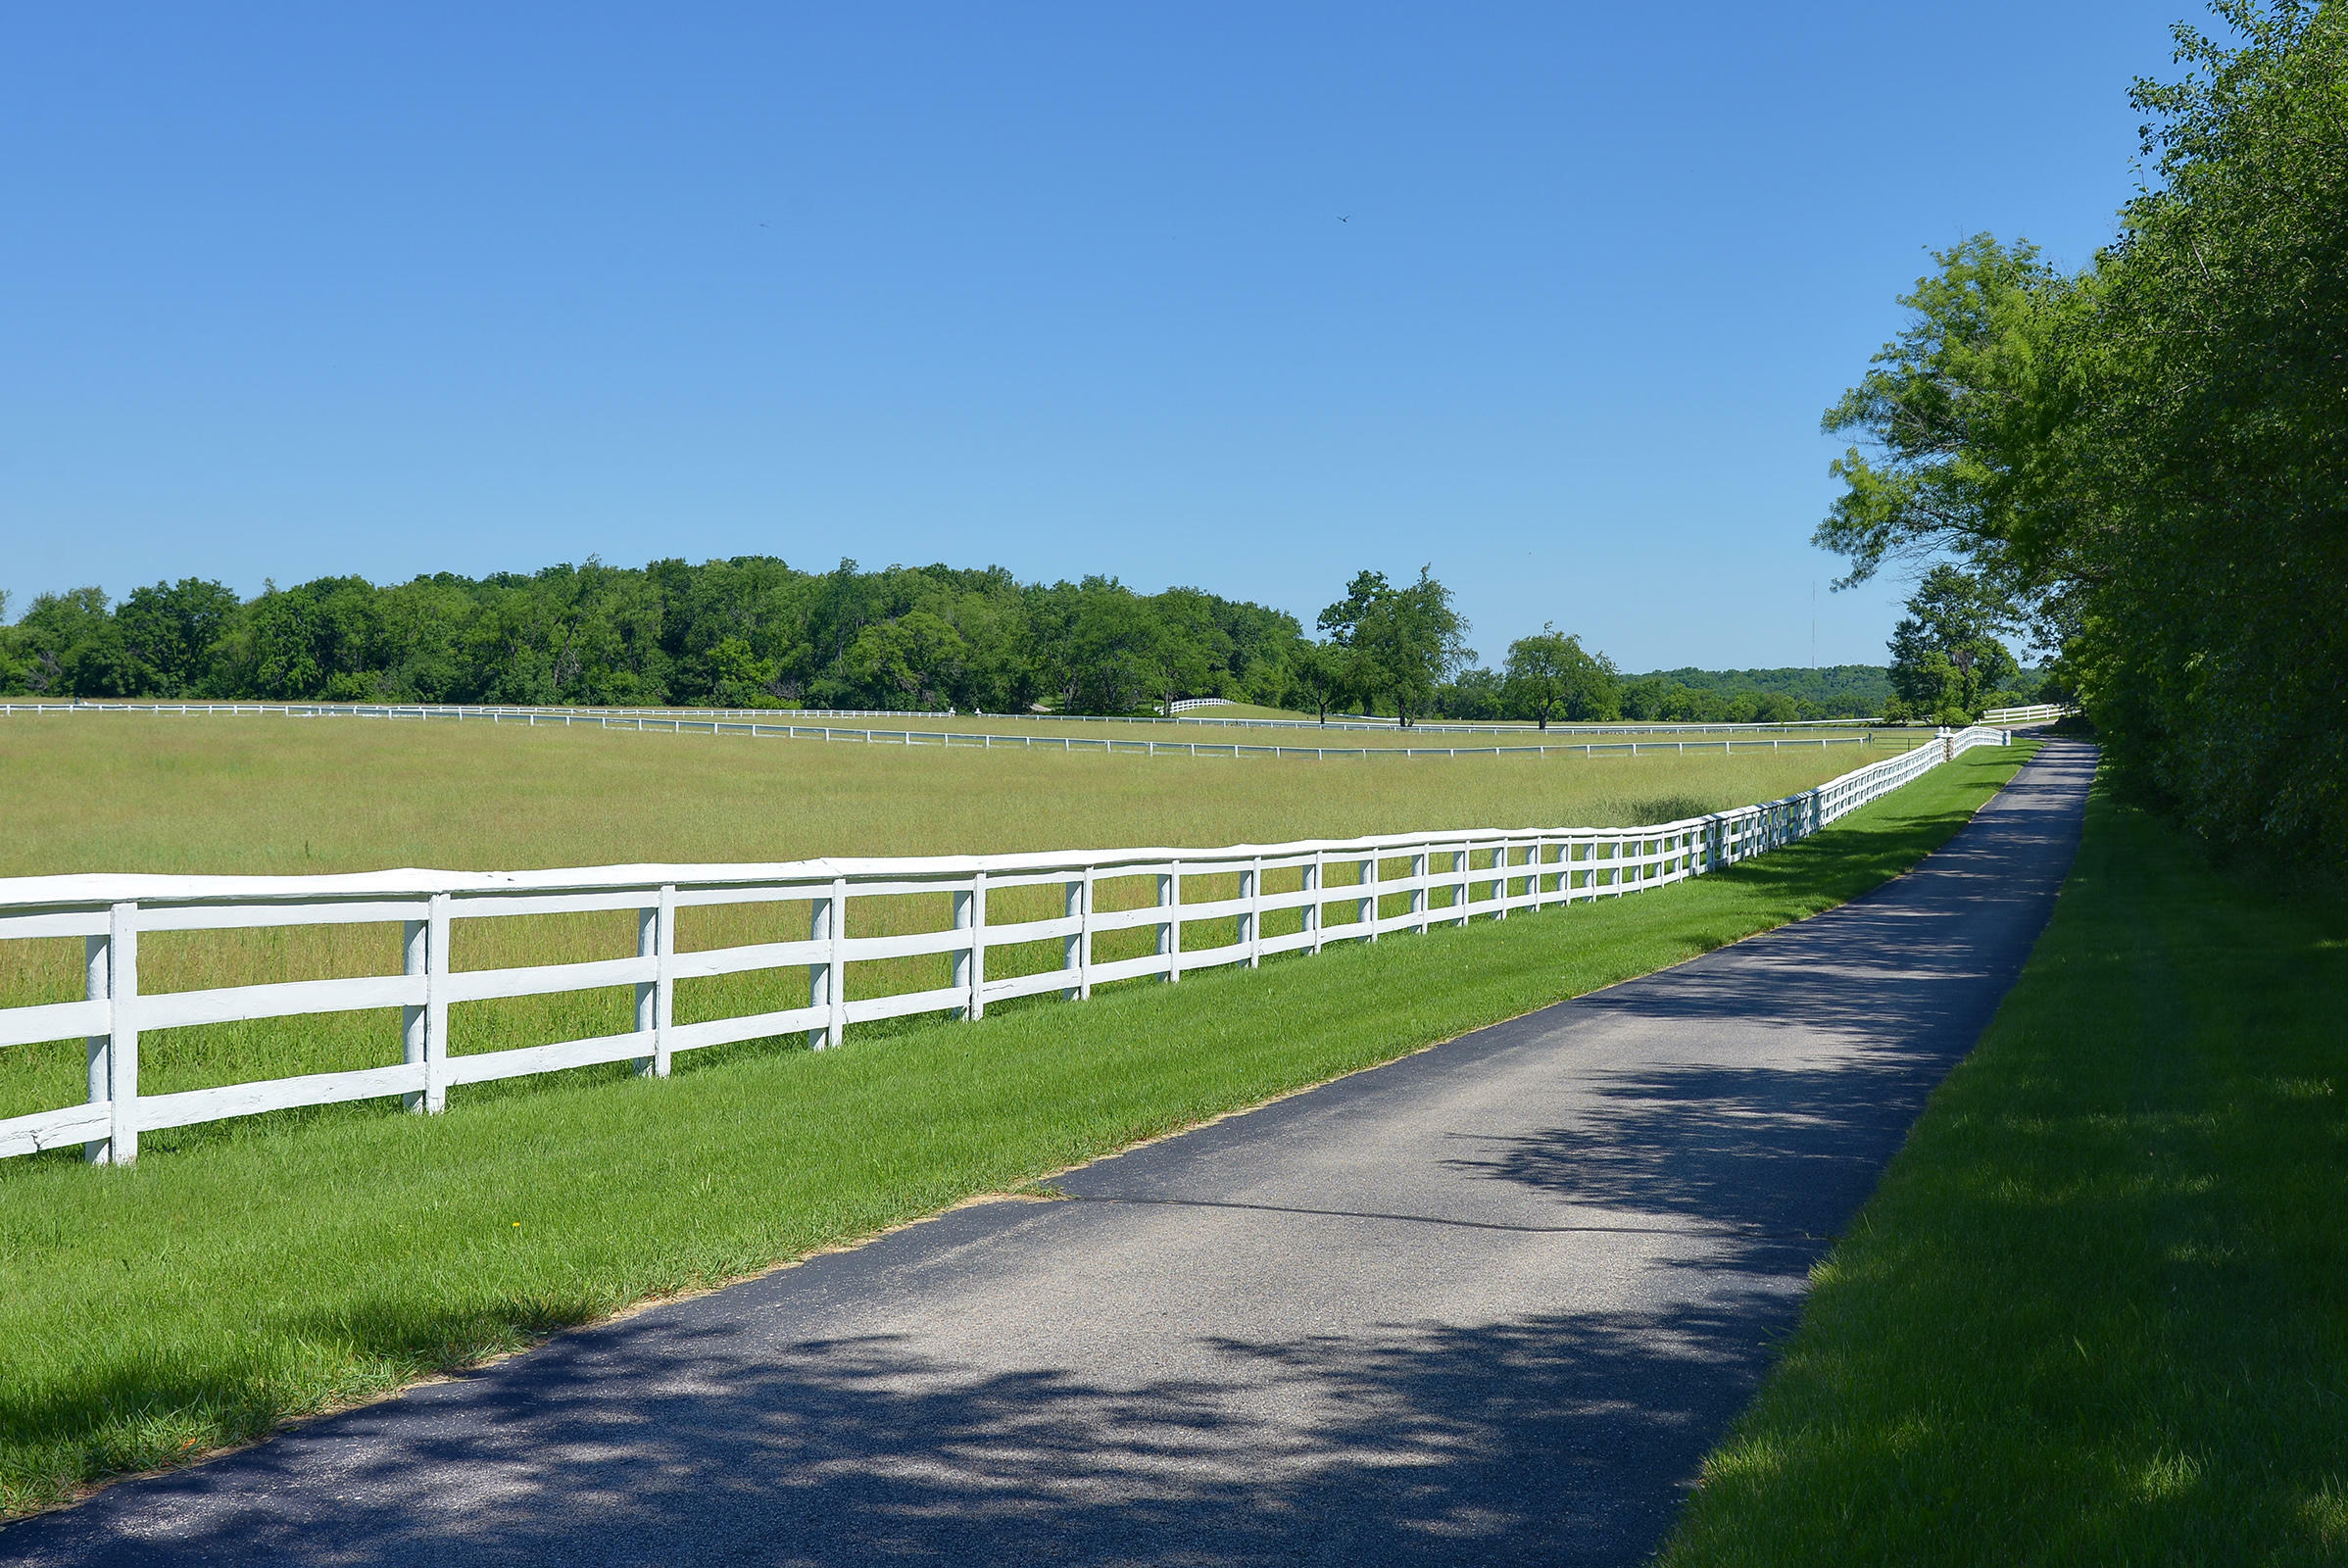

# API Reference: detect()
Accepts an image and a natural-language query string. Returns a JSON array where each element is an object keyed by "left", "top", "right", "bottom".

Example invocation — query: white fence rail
[
  {"left": 0, "top": 702, "right": 1920, "bottom": 763},
  {"left": 0, "top": 726, "right": 2013, "bottom": 1166},
  {"left": 1981, "top": 703, "right": 2077, "bottom": 725}
]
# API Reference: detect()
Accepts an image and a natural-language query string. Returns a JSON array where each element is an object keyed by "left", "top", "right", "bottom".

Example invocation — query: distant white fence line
[
  {"left": 0, "top": 702, "right": 1917, "bottom": 764},
  {"left": 0, "top": 699, "right": 1885, "bottom": 740},
  {"left": 1164, "top": 698, "right": 1230, "bottom": 714},
  {"left": 1981, "top": 703, "right": 2077, "bottom": 725},
  {"left": 0, "top": 726, "right": 2016, "bottom": 1167}
]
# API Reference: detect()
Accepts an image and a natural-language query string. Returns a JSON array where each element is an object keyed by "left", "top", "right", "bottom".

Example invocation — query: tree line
[
  {"left": 0, "top": 558, "right": 1889, "bottom": 724},
  {"left": 0, "top": 562, "right": 1298, "bottom": 716},
  {"left": 1816, "top": 2, "right": 2344, "bottom": 864}
]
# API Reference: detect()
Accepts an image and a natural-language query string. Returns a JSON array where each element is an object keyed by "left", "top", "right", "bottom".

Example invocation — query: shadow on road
[{"left": 51, "top": 1291, "right": 1779, "bottom": 1567}]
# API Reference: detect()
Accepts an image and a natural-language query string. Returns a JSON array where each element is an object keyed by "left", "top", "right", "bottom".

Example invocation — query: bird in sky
[{"left": 1338, "top": 216, "right": 1349, "bottom": 222}]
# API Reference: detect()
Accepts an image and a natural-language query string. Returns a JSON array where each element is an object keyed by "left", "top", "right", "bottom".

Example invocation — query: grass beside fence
[
  {"left": 1659, "top": 779, "right": 2348, "bottom": 1566},
  {"left": 0, "top": 714, "right": 1877, "bottom": 878},
  {"left": 0, "top": 745, "right": 2030, "bottom": 1519},
  {"left": 0, "top": 720, "right": 1880, "bottom": 1126}
]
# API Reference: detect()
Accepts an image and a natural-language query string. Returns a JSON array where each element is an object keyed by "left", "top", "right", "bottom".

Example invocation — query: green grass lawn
[
  {"left": 0, "top": 746, "right": 2030, "bottom": 1517},
  {"left": 1661, "top": 776, "right": 2348, "bottom": 1566}
]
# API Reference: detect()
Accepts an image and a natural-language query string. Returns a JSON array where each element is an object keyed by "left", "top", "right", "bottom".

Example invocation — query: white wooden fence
[
  {"left": 0, "top": 726, "right": 2012, "bottom": 1166},
  {"left": 1981, "top": 703, "right": 2077, "bottom": 725},
  {"left": 0, "top": 701, "right": 1917, "bottom": 763},
  {"left": 0, "top": 700, "right": 1883, "bottom": 740}
]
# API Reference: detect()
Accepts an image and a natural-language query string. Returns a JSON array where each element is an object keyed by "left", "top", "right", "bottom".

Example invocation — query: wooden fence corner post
[
  {"left": 1079, "top": 867, "right": 1097, "bottom": 999},
  {"left": 970, "top": 870, "right": 989, "bottom": 1017},
  {"left": 825, "top": 878, "right": 848, "bottom": 1049},
  {"left": 83, "top": 929, "right": 111, "bottom": 1163},
  {"left": 635, "top": 900, "right": 660, "bottom": 1079},
  {"left": 423, "top": 892, "right": 451, "bottom": 1113},
  {"left": 1306, "top": 852, "right": 1323, "bottom": 955},
  {"left": 99, "top": 903, "right": 140, "bottom": 1164},
  {"left": 1164, "top": 862, "right": 1183, "bottom": 982},
  {"left": 1245, "top": 857, "right": 1262, "bottom": 967},
  {"left": 403, "top": 916, "right": 427, "bottom": 1112},
  {"left": 652, "top": 884, "right": 675, "bottom": 1078},
  {"left": 952, "top": 877, "right": 976, "bottom": 1019}
]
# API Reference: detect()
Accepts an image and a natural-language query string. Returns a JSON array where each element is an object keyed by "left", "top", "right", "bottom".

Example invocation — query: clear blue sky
[{"left": 2, "top": 2, "right": 2189, "bottom": 669}]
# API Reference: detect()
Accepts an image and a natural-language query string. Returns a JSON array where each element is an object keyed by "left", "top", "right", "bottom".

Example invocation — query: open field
[
  {"left": 0, "top": 719, "right": 1873, "bottom": 1131},
  {"left": 2, "top": 702, "right": 1900, "bottom": 751},
  {"left": 0, "top": 716, "right": 1885, "bottom": 878},
  {"left": 1661, "top": 778, "right": 2348, "bottom": 1565},
  {"left": 0, "top": 744, "right": 2031, "bottom": 1517}
]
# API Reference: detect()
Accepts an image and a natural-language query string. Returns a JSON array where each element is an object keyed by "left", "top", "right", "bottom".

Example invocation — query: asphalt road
[{"left": 3, "top": 741, "right": 2095, "bottom": 1567}]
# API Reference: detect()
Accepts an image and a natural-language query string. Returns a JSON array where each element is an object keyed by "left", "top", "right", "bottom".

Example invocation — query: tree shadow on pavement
[{"left": 9, "top": 1289, "right": 1786, "bottom": 1568}]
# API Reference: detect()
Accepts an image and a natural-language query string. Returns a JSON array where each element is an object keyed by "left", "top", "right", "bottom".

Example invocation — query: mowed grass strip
[
  {"left": 1659, "top": 778, "right": 2348, "bottom": 1566},
  {"left": 0, "top": 747, "right": 2028, "bottom": 1518}
]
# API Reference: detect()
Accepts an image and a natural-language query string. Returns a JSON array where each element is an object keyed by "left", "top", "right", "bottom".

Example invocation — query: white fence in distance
[
  {"left": 0, "top": 702, "right": 1922, "bottom": 764},
  {"left": 0, "top": 699, "right": 1886, "bottom": 740},
  {"left": 1981, "top": 703, "right": 2077, "bottom": 725},
  {"left": 0, "top": 726, "right": 2017, "bottom": 1167}
]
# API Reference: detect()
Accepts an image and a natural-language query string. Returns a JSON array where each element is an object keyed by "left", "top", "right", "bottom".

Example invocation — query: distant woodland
[{"left": 0, "top": 560, "right": 1937, "bottom": 723}]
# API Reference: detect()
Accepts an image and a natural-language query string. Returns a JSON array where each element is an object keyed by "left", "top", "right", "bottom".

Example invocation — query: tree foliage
[
  {"left": 1502, "top": 627, "right": 1621, "bottom": 728},
  {"left": 0, "top": 559, "right": 1308, "bottom": 716},
  {"left": 1319, "top": 566, "right": 1474, "bottom": 726},
  {"left": 1814, "top": 2, "right": 2348, "bottom": 862},
  {"left": 1884, "top": 566, "right": 2024, "bottom": 722}
]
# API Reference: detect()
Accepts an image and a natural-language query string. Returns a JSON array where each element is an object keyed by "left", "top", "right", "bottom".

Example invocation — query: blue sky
[{"left": 2, "top": 3, "right": 2189, "bottom": 669}]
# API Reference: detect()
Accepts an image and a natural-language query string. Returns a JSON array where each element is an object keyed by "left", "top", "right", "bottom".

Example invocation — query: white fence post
[
  {"left": 1062, "top": 879, "right": 1083, "bottom": 1001},
  {"left": 969, "top": 871, "right": 990, "bottom": 1018},
  {"left": 1079, "top": 867, "right": 1097, "bottom": 999},
  {"left": 952, "top": 879, "right": 976, "bottom": 1019},
  {"left": 638, "top": 884, "right": 674, "bottom": 1078},
  {"left": 827, "top": 879, "right": 848, "bottom": 1048},
  {"left": 635, "top": 901, "right": 660, "bottom": 1078},
  {"left": 103, "top": 902, "right": 138, "bottom": 1164},
  {"left": 1411, "top": 850, "right": 1428, "bottom": 934},
  {"left": 83, "top": 931, "right": 110, "bottom": 1163},
  {"left": 1244, "top": 858, "right": 1261, "bottom": 967},
  {"left": 402, "top": 917, "right": 427, "bottom": 1112},
  {"left": 1306, "top": 852, "right": 1323, "bottom": 955},
  {"left": 807, "top": 891, "right": 832, "bottom": 1051},
  {"left": 423, "top": 892, "right": 450, "bottom": 1113},
  {"left": 1162, "top": 862, "right": 1182, "bottom": 982},
  {"left": 1361, "top": 853, "right": 1379, "bottom": 941}
]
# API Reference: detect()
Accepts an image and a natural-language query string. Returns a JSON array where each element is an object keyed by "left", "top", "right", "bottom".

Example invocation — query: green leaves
[
  {"left": 1817, "top": 3, "right": 2348, "bottom": 864},
  {"left": 1502, "top": 626, "right": 1620, "bottom": 728},
  {"left": 1319, "top": 566, "right": 1473, "bottom": 726}
]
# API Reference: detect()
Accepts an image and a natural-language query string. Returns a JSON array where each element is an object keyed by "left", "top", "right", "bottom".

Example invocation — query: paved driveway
[{"left": 2, "top": 742, "right": 2095, "bottom": 1567}]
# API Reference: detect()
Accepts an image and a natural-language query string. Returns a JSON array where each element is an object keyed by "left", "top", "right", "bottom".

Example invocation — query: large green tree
[
  {"left": 1884, "top": 566, "right": 2022, "bottom": 721},
  {"left": 1502, "top": 626, "right": 1621, "bottom": 728},
  {"left": 1320, "top": 566, "right": 1473, "bottom": 726},
  {"left": 1814, "top": 2, "right": 2348, "bottom": 862}
]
